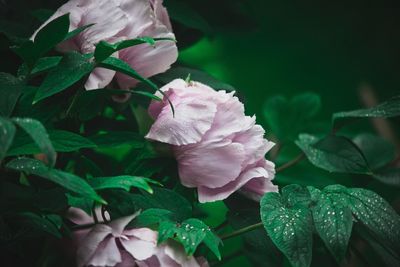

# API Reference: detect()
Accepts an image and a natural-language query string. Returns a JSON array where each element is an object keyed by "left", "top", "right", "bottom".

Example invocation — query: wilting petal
[{"left": 176, "top": 140, "right": 245, "bottom": 188}]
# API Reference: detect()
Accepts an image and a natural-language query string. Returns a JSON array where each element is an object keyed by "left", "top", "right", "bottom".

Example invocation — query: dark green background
[{"left": 178, "top": 0, "right": 400, "bottom": 119}]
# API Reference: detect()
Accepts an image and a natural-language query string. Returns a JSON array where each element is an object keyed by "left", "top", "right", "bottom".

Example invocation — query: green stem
[
  {"left": 276, "top": 153, "right": 305, "bottom": 172},
  {"left": 219, "top": 222, "right": 264, "bottom": 240}
]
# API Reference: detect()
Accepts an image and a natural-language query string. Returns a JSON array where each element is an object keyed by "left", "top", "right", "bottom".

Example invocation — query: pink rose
[
  {"left": 33, "top": 0, "right": 178, "bottom": 92},
  {"left": 67, "top": 208, "right": 208, "bottom": 267},
  {"left": 146, "top": 79, "right": 278, "bottom": 203}
]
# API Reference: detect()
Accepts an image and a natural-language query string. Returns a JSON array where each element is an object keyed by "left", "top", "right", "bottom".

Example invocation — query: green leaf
[
  {"left": 353, "top": 133, "right": 396, "bottom": 170},
  {"left": 154, "top": 66, "right": 235, "bottom": 91},
  {"left": 0, "top": 72, "right": 23, "bottom": 117},
  {"left": 63, "top": 23, "right": 94, "bottom": 42},
  {"left": 12, "top": 14, "right": 70, "bottom": 67},
  {"left": 98, "top": 57, "right": 157, "bottom": 90},
  {"left": 346, "top": 188, "right": 400, "bottom": 251},
  {"left": 66, "top": 194, "right": 94, "bottom": 215},
  {"left": 65, "top": 89, "right": 108, "bottom": 121},
  {"left": 158, "top": 218, "right": 221, "bottom": 259},
  {"left": 308, "top": 186, "right": 353, "bottom": 263},
  {"left": 90, "top": 131, "right": 145, "bottom": 148},
  {"left": 260, "top": 191, "right": 313, "bottom": 267},
  {"left": 45, "top": 130, "right": 96, "bottom": 152},
  {"left": 332, "top": 95, "right": 400, "bottom": 129},
  {"left": 34, "top": 52, "right": 94, "bottom": 103},
  {"left": 133, "top": 208, "right": 173, "bottom": 227},
  {"left": 12, "top": 118, "right": 56, "bottom": 167},
  {"left": 88, "top": 175, "right": 157, "bottom": 193},
  {"left": 355, "top": 225, "right": 400, "bottom": 267},
  {"left": 94, "top": 37, "right": 174, "bottom": 62},
  {"left": 131, "top": 90, "right": 162, "bottom": 101},
  {"left": 263, "top": 93, "right": 321, "bottom": 140},
  {"left": 6, "top": 158, "right": 105, "bottom": 204},
  {"left": 0, "top": 117, "right": 16, "bottom": 161},
  {"left": 281, "top": 184, "right": 312, "bottom": 208},
  {"left": 8, "top": 129, "right": 96, "bottom": 156},
  {"left": 18, "top": 212, "right": 61, "bottom": 238},
  {"left": 30, "top": 56, "right": 62, "bottom": 76},
  {"left": 98, "top": 57, "right": 175, "bottom": 115},
  {"left": 296, "top": 134, "right": 370, "bottom": 174},
  {"left": 128, "top": 188, "right": 192, "bottom": 221},
  {"left": 372, "top": 168, "right": 400, "bottom": 187}
]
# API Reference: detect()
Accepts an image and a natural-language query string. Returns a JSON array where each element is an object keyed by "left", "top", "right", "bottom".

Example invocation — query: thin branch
[
  {"left": 219, "top": 222, "right": 264, "bottom": 240},
  {"left": 276, "top": 153, "right": 305, "bottom": 172}
]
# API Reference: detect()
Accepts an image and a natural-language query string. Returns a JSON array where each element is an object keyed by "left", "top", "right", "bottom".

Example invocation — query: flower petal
[
  {"left": 115, "top": 25, "right": 177, "bottom": 89},
  {"left": 84, "top": 67, "right": 116, "bottom": 90},
  {"left": 203, "top": 92, "right": 254, "bottom": 142},
  {"left": 146, "top": 90, "right": 217, "bottom": 145},
  {"left": 87, "top": 237, "right": 122, "bottom": 267},
  {"left": 116, "top": 251, "right": 136, "bottom": 267},
  {"left": 241, "top": 159, "right": 278, "bottom": 200},
  {"left": 124, "top": 227, "right": 158, "bottom": 242},
  {"left": 121, "top": 237, "right": 157, "bottom": 261},
  {"left": 108, "top": 211, "right": 140, "bottom": 236},
  {"left": 76, "top": 224, "right": 113, "bottom": 267},
  {"left": 163, "top": 241, "right": 201, "bottom": 267},
  {"left": 150, "top": 0, "right": 173, "bottom": 31},
  {"left": 233, "top": 124, "right": 275, "bottom": 166},
  {"left": 176, "top": 140, "right": 245, "bottom": 188},
  {"left": 197, "top": 161, "right": 276, "bottom": 203}
]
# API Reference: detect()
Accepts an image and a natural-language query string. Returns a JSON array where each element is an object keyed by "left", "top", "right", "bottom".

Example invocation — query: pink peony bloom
[
  {"left": 146, "top": 79, "right": 278, "bottom": 203},
  {"left": 32, "top": 0, "right": 178, "bottom": 92},
  {"left": 67, "top": 208, "right": 208, "bottom": 267}
]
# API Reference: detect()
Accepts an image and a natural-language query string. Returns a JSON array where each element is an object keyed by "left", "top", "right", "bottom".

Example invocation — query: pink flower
[
  {"left": 33, "top": 0, "right": 177, "bottom": 92},
  {"left": 67, "top": 208, "right": 208, "bottom": 267},
  {"left": 146, "top": 79, "right": 278, "bottom": 203}
]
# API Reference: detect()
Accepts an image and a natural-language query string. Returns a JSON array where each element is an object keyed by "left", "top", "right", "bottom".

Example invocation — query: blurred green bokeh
[{"left": 178, "top": 0, "right": 400, "bottom": 121}]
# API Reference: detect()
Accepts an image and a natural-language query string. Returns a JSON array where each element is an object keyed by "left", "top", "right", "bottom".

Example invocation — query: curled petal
[{"left": 197, "top": 161, "right": 276, "bottom": 203}]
